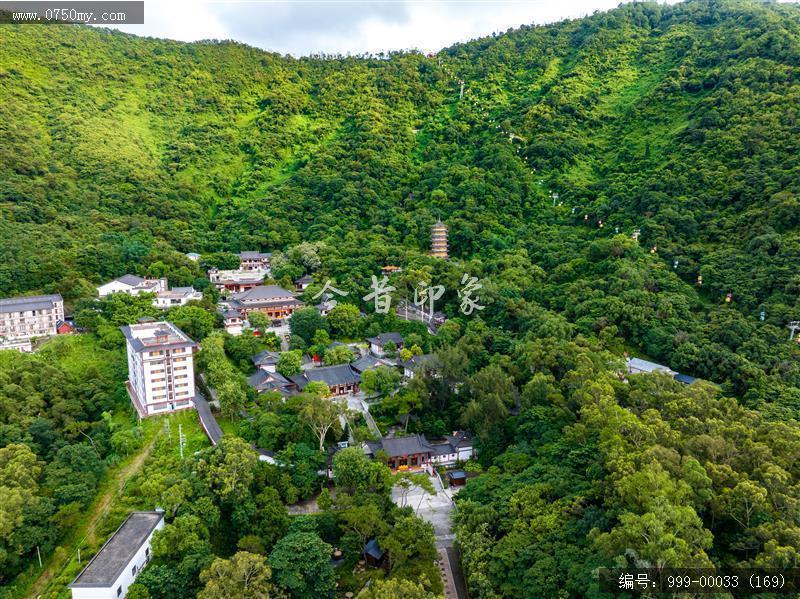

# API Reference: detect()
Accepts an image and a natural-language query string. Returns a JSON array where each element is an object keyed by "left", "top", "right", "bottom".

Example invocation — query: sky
[{"left": 110, "top": 0, "right": 680, "bottom": 57}]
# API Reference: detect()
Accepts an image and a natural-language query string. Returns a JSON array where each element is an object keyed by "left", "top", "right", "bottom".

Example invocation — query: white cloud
[{"left": 109, "top": 0, "right": 678, "bottom": 56}]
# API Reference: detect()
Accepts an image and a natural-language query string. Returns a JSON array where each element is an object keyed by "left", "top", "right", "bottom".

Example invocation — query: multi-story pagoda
[{"left": 430, "top": 219, "right": 449, "bottom": 259}]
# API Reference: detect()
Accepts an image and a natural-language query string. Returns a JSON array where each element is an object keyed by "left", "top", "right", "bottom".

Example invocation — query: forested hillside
[{"left": 3, "top": 1, "right": 800, "bottom": 596}]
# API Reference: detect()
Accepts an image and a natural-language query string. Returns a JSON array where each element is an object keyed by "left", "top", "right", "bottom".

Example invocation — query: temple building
[
  {"left": 290, "top": 364, "right": 362, "bottom": 396},
  {"left": 227, "top": 285, "right": 304, "bottom": 321},
  {"left": 363, "top": 431, "right": 474, "bottom": 471},
  {"left": 238, "top": 251, "right": 272, "bottom": 272},
  {"left": 430, "top": 219, "right": 449, "bottom": 259},
  {"left": 207, "top": 268, "right": 265, "bottom": 293}
]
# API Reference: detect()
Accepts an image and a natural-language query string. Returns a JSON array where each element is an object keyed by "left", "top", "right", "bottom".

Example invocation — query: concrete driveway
[{"left": 392, "top": 474, "right": 455, "bottom": 538}]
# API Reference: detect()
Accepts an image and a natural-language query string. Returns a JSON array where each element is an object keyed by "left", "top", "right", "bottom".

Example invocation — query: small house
[
  {"left": 364, "top": 434, "right": 432, "bottom": 471},
  {"left": 252, "top": 350, "right": 281, "bottom": 373},
  {"left": 221, "top": 309, "right": 245, "bottom": 336},
  {"left": 447, "top": 470, "right": 467, "bottom": 487},
  {"left": 248, "top": 370, "right": 297, "bottom": 397},
  {"left": 294, "top": 274, "right": 313, "bottom": 291},
  {"left": 57, "top": 320, "right": 76, "bottom": 335},
  {"left": 428, "top": 431, "right": 474, "bottom": 467},
  {"left": 398, "top": 353, "right": 442, "bottom": 379},
  {"left": 363, "top": 538, "right": 385, "bottom": 568},
  {"left": 366, "top": 332, "right": 404, "bottom": 357}
]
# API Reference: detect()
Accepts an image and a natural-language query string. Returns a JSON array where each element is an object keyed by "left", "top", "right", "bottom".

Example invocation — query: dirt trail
[{"left": 25, "top": 435, "right": 159, "bottom": 599}]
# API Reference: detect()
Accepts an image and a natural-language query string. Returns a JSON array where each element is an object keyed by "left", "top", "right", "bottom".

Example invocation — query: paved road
[
  {"left": 346, "top": 393, "right": 382, "bottom": 438},
  {"left": 391, "top": 475, "right": 468, "bottom": 598},
  {"left": 194, "top": 393, "right": 222, "bottom": 446}
]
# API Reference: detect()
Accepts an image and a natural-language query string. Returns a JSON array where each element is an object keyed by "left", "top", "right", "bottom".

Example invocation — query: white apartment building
[
  {"left": 70, "top": 511, "right": 164, "bottom": 599},
  {"left": 97, "top": 275, "right": 167, "bottom": 297},
  {"left": 153, "top": 286, "right": 203, "bottom": 309},
  {"left": 121, "top": 321, "right": 197, "bottom": 417},
  {"left": 0, "top": 294, "right": 64, "bottom": 352}
]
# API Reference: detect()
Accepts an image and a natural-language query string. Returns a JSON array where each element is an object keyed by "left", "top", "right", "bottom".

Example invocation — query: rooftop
[
  {"left": 115, "top": 274, "right": 146, "bottom": 286},
  {"left": 230, "top": 285, "right": 297, "bottom": 302},
  {"left": 399, "top": 354, "right": 442, "bottom": 371},
  {"left": 377, "top": 434, "right": 431, "bottom": 458},
  {"left": 0, "top": 294, "right": 63, "bottom": 314},
  {"left": 239, "top": 251, "right": 272, "bottom": 259},
  {"left": 252, "top": 350, "right": 281, "bottom": 366},
  {"left": 366, "top": 332, "right": 403, "bottom": 347},
  {"left": 352, "top": 354, "right": 389, "bottom": 373},
  {"left": 120, "top": 321, "right": 197, "bottom": 353},
  {"left": 248, "top": 370, "right": 295, "bottom": 394},
  {"left": 626, "top": 357, "right": 676, "bottom": 374},
  {"left": 70, "top": 511, "right": 164, "bottom": 588},
  {"left": 293, "top": 364, "right": 361, "bottom": 389}
]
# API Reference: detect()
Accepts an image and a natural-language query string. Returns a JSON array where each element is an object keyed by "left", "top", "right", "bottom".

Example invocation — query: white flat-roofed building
[
  {"left": 98, "top": 275, "right": 167, "bottom": 298},
  {"left": 0, "top": 294, "right": 64, "bottom": 352},
  {"left": 121, "top": 321, "right": 197, "bottom": 417},
  {"left": 153, "top": 287, "right": 203, "bottom": 309},
  {"left": 69, "top": 511, "right": 164, "bottom": 599}
]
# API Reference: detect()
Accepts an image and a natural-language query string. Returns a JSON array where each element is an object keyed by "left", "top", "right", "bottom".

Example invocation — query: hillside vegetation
[{"left": 2, "top": 1, "right": 800, "bottom": 597}]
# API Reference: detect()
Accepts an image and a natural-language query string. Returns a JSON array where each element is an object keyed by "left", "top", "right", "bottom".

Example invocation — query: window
[
  {"left": 117, "top": 587, "right": 122, "bottom": 597},
  {"left": 132, "top": 564, "right": 137, "bottom": 576}
]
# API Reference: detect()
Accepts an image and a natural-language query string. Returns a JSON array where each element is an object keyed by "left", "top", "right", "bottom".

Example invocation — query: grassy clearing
[{"left": 13, "top": 410, "right": 209, "bottom": 599}]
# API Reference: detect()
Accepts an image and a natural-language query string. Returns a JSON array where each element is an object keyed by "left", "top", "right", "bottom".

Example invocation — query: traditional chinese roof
[
  {"left": 364, "top": 538, "right": 384, "bottom": 560},
  {"left": 292, "top": 364, "right": 361, "bottom": 390},
  {"left": 376, "top": 434, "right": 432, "bottom": 458},
  {"left": 296, "top": 274, "right": 313, "bottom": 284},
  {"left": 231, "top": 285, "right": 296, "bottom": 302},
  {"left": 366, "top": 332, "right": 403, "bottom": 347},
  {"left": 399, "top": 354, "right": 442, "bottom": 371},
  {"left": 351, "top": 354, "right": 390, "bottom": 373},
  {"left": 239, "top": 251, "right": 272, "bottom": 260},
  {"left": 247, "top": 370, "right": 295, "bottom": 394},
  {"left": 252, "top": 350, "right": 281, "bottom": 367}
]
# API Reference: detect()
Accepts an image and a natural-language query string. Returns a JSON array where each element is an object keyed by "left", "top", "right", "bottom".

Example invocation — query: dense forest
[{"left": 2, "top": 0, "right": 800, "bottom": 597}]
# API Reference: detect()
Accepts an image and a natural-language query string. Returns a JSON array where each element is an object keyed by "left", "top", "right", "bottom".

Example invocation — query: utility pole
[
  {"left": 788, "top": 321, "right": 800, "bottom": 341},
  {"left": 37, "top": 545, "right": 42, "bottom": 568},
  {"left": 178, "top": 423, "right": 186, "bottom": 459}
]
